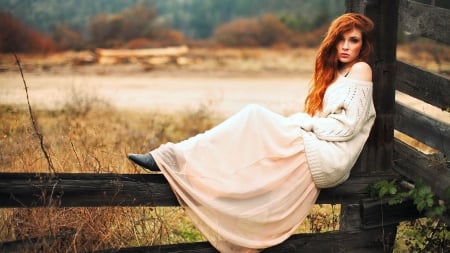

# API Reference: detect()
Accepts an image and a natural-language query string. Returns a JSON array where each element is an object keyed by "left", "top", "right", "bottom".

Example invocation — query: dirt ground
[
  {"left": 0, "top": 68, "right": 311, "bottom": 118},
  {"left": 0, "top": 49, "right": 315, "bottom": 117},
  {"left": 0, "top": 48, "right": 448, "bottom": 122}
]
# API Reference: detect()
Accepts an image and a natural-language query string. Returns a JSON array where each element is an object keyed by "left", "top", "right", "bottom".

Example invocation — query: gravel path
[{"left": 0, "top": 69, "right": 311, "bottom": 117}]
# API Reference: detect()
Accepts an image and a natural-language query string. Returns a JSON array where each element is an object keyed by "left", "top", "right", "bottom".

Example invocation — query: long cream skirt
[{"left": 151, "top": 104, "right": 320, "bottom": 252}]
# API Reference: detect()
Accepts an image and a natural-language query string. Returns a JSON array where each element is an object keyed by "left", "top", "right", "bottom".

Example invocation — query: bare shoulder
[{"left": 347, "top": 62, "right": 372, "bottom": 82}]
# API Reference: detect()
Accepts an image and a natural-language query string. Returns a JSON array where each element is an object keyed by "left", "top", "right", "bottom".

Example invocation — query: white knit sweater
[{"left": 295, "top": 75, "right": 376, "bottom": 188}]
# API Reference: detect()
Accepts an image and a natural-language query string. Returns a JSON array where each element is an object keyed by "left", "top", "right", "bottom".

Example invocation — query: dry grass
[
  {"left": 0, "top": 100, "right": 218, "bottom": 251},
  {"left": 0, "top": 96, "right": 341, "bottom": 251}
]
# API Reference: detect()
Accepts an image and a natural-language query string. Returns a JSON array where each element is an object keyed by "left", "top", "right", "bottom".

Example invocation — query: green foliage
[
  {"left": 369, "top": 180, "right": 447, "bottom": 218},
  {"left": 369, "top": 179, "right": 398, "bottom": 198},
  {"left": 370, "top": 180, "right": 450, "bottom": 252}
]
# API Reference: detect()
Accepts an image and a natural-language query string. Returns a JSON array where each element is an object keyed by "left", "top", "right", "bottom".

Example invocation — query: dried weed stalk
[{"left": 13, "top": 53, "right": 55, "bottom": 174}]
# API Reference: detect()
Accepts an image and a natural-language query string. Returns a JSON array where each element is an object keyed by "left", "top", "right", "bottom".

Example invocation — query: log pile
[{"left": 95, "top": 45, "right": 189, "bottom": 66}]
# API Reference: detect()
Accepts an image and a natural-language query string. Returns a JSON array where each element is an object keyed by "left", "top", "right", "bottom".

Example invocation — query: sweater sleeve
[{"left": 308, "top": 81, "right": 374, "bottom": 142}]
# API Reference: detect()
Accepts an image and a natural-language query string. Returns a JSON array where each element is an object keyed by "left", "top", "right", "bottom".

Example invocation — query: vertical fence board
[{"left": 353, "top": 0, "right": 400, "bottom": 173}]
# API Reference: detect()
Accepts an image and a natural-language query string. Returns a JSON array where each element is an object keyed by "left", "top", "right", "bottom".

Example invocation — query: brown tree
[
  {"left": 52, "top": 24, "right": 84, "bottom": 50},
  {"left": 0, "top": 11, "right": 56, "bottom": 53},
  {"left": 213, "top": 14, "right": 293, "bottom": 47},
  {"left": 88, "top": 3, "right": 158, "bottom": 47}
]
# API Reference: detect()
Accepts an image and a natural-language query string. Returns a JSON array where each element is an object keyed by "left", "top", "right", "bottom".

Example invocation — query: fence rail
[
  {"left": 0, "top": 172, "right": 404, "bottom": 252},
  {"left": 398, "top": 0, "right": 450, "bottom": 44},
  {"left": 392, "top": 0, "right": 450, "bottom": 206},
  {"left": 396, "top": 61, "right": 450, "bottom": 110},
  {"left": 394, "top": 102, "right": 450, "bottom": 158},
  {"left": 0, "top": 173, "right": 393, "bottom": 208}
]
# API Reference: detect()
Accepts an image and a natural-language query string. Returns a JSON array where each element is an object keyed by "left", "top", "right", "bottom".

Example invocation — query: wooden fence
[{"left": 1, "top": 0, "right": 449, "bottom": 252}]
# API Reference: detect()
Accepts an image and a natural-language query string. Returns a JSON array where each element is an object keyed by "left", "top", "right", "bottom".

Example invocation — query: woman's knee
[{"left": 243, "top": 104, "right": 265, "bottom": 115}]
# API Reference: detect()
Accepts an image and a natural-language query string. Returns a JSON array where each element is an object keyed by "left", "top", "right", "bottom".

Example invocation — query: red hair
[{"left": 304, "top": 13, "right": 374, "bottom": 115}]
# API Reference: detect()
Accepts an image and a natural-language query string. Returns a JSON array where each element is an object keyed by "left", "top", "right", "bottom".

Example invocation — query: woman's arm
[{"left": 300, "top": 63, "right": 374, "bottom": 141}]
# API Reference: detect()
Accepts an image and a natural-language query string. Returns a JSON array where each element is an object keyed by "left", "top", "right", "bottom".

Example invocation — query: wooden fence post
[
  {"left": 343, "top": 1, "right": 401, "bottom": 251},
  {"left": 346, "top": 0, "right": 400, "bottom": 173}
]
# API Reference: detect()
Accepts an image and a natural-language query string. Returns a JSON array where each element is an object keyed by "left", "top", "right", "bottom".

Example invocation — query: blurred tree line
[
  {"left": 1, "top": 0, "right": 449, "bottom": 52},
  {"left": 0, "top": 0, "right": 344, "bottom": 38},
  {"left": 0, "top": 0, "right": 344, "bottom": 52}
]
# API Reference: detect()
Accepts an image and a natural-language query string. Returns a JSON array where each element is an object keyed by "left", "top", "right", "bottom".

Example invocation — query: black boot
[{"left": 127, "top": 153, "right": 160, "bottom": 171}]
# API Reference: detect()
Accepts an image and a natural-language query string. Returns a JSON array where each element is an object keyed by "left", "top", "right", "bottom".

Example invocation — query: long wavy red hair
[{"left": 304, "top": 13, "right": 374, "bottom": 115}]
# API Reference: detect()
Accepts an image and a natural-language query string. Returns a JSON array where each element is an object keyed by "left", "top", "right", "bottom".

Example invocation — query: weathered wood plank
[
  {"left": 340, "top": 203, "right": 362, "bottom": 232},
  {"left": 96, "top": 228, "right": 398, "bottom": 253},
  {"left": 342, "top": 198, "right": 423, "bottom": 231},
  {"left": 0, "top": 228, "right": 76, "bottom": 253},
  {"left": 345, "top": 0, "right": 369, "bottom": 14},
  {"left": 399, "top": 0, "right": 450, "bottom": 44},
  {"left": 393, "top": 137, "right": 450, "bottom": 203},
  {"left": 353, "top": 0, "right": 399, "bottom": 173},
  {"left": 0, "top": 173, "right": 396, "bottom": 208},
  {"left": 394, "top": 102, "right": 450, "bottom": 157},
  {"left": 396, "top": 61, "right": 450, "bottom": 110},
  {"left": 318, "top": 174, "right": 398, "bottom": 204},
  {"left": 0, "top": 173, "right": 179, "bottom": 207},
  {"left": 96, "top": 242, "right": 217, "bottom": 253},
  {"left": 360, "top": 198, "right": 422, "bottom": 229}
]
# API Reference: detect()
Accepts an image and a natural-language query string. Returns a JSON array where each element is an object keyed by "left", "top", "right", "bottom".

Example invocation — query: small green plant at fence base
[
  {"left": 369, "top": 180, "right": 450, "bottom": 252},
  {"left": 369, "top": 179, "right": 447, "bottom": 218}
]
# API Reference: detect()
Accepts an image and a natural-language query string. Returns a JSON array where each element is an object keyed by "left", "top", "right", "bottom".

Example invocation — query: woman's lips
[{"left": 340, "top": 53, "right": 349, "bottom": 58}]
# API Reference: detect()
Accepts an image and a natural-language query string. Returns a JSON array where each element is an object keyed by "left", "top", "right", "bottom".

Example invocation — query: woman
[{"left": 128, "top": 13, "right": 375, "bottom": 253}]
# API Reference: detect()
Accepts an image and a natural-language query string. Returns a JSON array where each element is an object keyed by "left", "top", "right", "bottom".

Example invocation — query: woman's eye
[{"left": 350, "top": 38, "right": 360, "bottom": 43}]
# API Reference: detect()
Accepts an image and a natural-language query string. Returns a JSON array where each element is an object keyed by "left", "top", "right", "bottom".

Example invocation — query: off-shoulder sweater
[{"left": 294, "top": 75, "right": 376, "bottom": 188}]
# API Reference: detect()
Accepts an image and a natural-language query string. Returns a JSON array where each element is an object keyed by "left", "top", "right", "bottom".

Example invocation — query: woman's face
[{"left": 336, "top": 28, "right": 363, "bottom": 67}]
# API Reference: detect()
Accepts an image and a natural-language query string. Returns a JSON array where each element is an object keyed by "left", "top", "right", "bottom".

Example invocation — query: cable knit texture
[{"left": 299, "top": 75, "right": 375, "bottom": 188}]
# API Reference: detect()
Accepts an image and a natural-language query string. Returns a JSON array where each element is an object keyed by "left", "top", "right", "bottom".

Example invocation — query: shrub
[
  {"left": 153, "top": 30, "right": 186, "bottom": 47},
  {"left": 0, "top": 11, "right": 56, "bottom": 53},
  {"left": 88, "top": 3, "right": 158, "bottom": 48},
  {"left": 126, "top": 38, "right": 154, "bottom": 49},
  {"left": 213, "top": 14, "right": 293, "bottom": 47},
  {"left": 126, "top": 30, "right": 186, "bottom": 49},
  {"left": 51, "top": 24, "right": 85, "bottom": 51}
]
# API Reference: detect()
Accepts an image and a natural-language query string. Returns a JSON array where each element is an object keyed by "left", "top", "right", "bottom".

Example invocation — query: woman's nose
[{"left": 342, "top": 40, "right": 349, "bottom": 50}]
